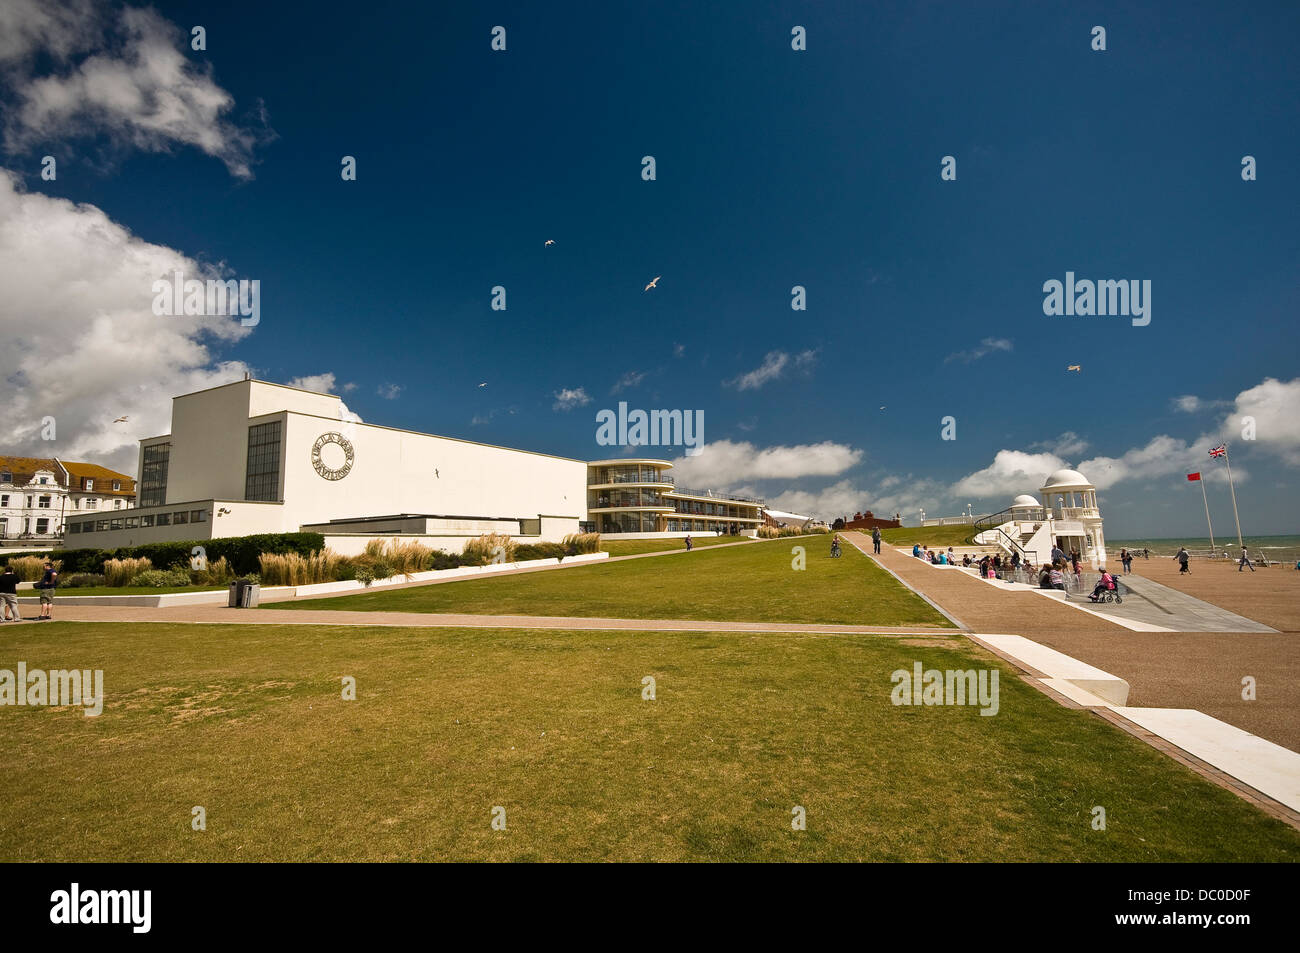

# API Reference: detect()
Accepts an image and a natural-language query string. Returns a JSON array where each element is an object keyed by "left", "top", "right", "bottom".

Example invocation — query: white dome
[
  {"left": 1040, "top": 468, "right": 1093, "bottom": 490},
  {"left": 1011, "top": 494, "right": 1040, "bottom": 508}
]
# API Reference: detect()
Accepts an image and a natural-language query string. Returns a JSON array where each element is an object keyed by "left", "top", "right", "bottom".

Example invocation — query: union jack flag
[{"left": 1209, "top": 444, "right": 1226, "bottom": 458}]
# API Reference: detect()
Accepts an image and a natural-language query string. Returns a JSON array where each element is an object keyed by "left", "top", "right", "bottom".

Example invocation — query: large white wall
[{"left": 279, "top": 411, "right": 585, "bottom": 532}]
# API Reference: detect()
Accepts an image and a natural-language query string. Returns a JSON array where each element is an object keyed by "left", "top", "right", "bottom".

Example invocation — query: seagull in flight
[
  {"left": 544, "top": 239, "right": 555, "bottom": 246},
  {"left": 644, "top": 276, "right": 661, "bottom": 291},
  {"left": 113, "top": 415, "right": 129, "bottom": 423},
  {"left": 477, "top": 382, "right": 488, "bottom": 387},
  {"left": 1067, "top": 364, "right": 1081, "bottom": 372}
]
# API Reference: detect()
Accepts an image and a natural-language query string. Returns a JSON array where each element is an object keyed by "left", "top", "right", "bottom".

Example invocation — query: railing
[
  {"left": 984, "top": 526, "right": 1031, "bottom": 563},
  {"left": 599, "top": 472, "right": 674, "bottom": 485},
  {"left": 670, "top": 487, "right": 763, "bottom": 505},
  {"left": 973, "top": 506, "right": 1046, "bottom": 533},
  {"left": 1053, "top": 506, "right": 1099, "bottom": 520}
]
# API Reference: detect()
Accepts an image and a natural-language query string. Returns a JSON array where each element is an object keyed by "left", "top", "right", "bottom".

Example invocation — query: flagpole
[
  {"left": 1198, "top": 476, "right": 1215, "bottom": 553},
  {"left": 1223, "top": 444, "right": 1243, "bottom": 550}
]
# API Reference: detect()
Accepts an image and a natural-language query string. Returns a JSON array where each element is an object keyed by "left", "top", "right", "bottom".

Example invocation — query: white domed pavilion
[{"left": 973, "top": 468, "right": 1108, "bottom": 567}]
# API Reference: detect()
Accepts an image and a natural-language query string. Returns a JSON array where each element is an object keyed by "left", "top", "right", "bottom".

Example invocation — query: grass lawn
[
  {"left": 281, "top": 536, "right": 952, "bottom": 627},
  {"left": 601, "top": 535, "right": 754, "bottom": 556},
  {"left": 1, "top": 621, "right": 1296, "bottom": 862},
  {"left": 880, "top": 525, "right": 977, "bottom": 547}
]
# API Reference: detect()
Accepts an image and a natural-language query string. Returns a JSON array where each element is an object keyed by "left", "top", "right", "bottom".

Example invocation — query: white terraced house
[
  {"left": 0, "top": 456, "right": 136, "bottom": 548},
  {"left": 62, "top": 378, "right": 762, "bottom": 555}
]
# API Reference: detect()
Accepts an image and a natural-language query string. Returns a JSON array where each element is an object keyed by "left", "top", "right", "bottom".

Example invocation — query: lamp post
[{"left": 919, "top": 508, "right": 925, "bottom": 526}]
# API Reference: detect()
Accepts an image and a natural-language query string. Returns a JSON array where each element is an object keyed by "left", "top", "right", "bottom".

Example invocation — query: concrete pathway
[
  {"left": 15, "top": 603, "right": 960, "bottom": 637},
  {"left": 843, "top": 531, "right": 1300, "bottom": 754}
]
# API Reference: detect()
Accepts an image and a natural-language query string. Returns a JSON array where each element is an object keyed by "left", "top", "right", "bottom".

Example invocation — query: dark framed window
[
  {"left": 190, "top": 509, "right": 206, "bottom": 522},
  {"left": 140, "top": 443, "right": 170, "bottom": 507},
  {"left": 156, "top": 513, "right": 170, "bottom": 526},
  {"left": 141, "top": 515, "right": 154, "bottom": 527},
  {"left": 68, "top": 522, "right": 81, "bottom": 534},
  {"left": 96, "top": 520, "right": 109, "bottom": 532},
  {"left": 173, "top": 511, "right": 188, "bottom": 525},
  {"left": 110, "top": 518, "right": 123, "bottom": 530},
  {"left": 245, "top": 421, "right": 283, "bottom": 501},
  {"left": 126, "top": 517, "right": 139, "bottom": 528}
]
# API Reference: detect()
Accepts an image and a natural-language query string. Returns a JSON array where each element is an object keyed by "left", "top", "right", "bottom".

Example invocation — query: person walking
[
  {"left": 684, "top": 535, "right": 693, "bottom": 552},
  {"left": 36, "top": 559, "right": 58, "bottom": 619},
  {"left": 0, "top": 564, "right": 19, "bottom": 622},
  {"left": 872, "top": 527, "right": 881, "bottom": 554},
  {"left": 1238, "top": 545, "right": 1256, "bottom": 572},
  {"left": 1121, "top": 548, "right": 1133, "bottom": 574},
  {"left": 1175, "top": 546, "right": 1190, "bottom": 574}
]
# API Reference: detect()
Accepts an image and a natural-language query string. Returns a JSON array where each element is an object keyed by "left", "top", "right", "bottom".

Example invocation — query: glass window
[
  {"left": 38, "top": 495, "right": 51, "bottom": 508},
  {"left": 68, "top": 521, "right": 81, "bottom": 534},
  {"left": 126, "top": 517, "right": 139, "bottom": 528},
  {"left": 245, "top": 421, "right": 282, "bottom": 501},
  {"left": 156, "top": 512, "right": 170, "bottom": 526},
  {"left": 114, "top": 499, "right": 122, "bottom": 509},
  {"left": 36, "top": 518, "right": 49, "bottom": 533},
  {"left": 0, "top": 473, "right": 10, "bottom": 483},
  {"left": 112, "top": 480, "right": 121, "bottom": 491},
  {"left": 96, "top": 519, "right": 108, "bottom": 532},
  {"left": 0, "top": 495, "right": 7, "bottom": 507},
  {"left": 110, "top": 518, "right": 123, "bottom": 530},
  {"left": 84, "top": 479, "right": 93, "bottom": 491},
  {"left": 173, "top": 511, "right": 188, "bottom": 525},
  {"left": 141, "top": 515, "right": 154, "bottom": 527},
  {"left": 190, "top": 509, "right": 206, "bottom": 522},
  {"left": 85, "top": 499, "right": 97, "bottom": 509},
  {"left": 140, "top": 443, "right": 170, "bottom": 507}
]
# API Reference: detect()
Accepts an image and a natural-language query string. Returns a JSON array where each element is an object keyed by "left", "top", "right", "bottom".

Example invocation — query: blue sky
[{"left": 1, "top": 0, "right": 1296, "bottom": 536}]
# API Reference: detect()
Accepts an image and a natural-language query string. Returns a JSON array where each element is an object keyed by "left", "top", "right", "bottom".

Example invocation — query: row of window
[
  {"left": 0, "top": 494, "right": 126, "bottom": 510},
  {"left": 69, "top": 509, "right": 207, "bottom": 534}
]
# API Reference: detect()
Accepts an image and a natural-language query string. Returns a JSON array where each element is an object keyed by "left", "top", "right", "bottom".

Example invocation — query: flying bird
[
  {"left": 1067, "top": 364, "right": 1081, "bottom": 372},
  {"left": 477, "top": 382, "right": 487, "bottom": 387},
  {"left": 544, "top": 239, "right": 555, "bottom": 246},
  {"left": 644, "top": 276, "right": 661, "bottom": 291},
  {"left": 113, "top": 416, "right": 129, "bottom": 423}
]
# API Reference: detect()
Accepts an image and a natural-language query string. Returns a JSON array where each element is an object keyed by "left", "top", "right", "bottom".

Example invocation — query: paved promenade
[{"left": 845, "top": 532, "right": 1300, "bottom": 753}]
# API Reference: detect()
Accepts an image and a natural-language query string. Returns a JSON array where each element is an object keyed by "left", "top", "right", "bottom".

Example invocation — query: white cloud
[
  {"left": 764, "top": 476, "right": 947, "bottom": 524},
  {"left": 0, "top": 169, "right": 252, "bottom": 473},
  {"left": 611, "top": 370, "right": 646, "bottom": 394},
  {"left": 669, "top": 439, "right": 862, "bottom": 485},
  {"left": 552, "top": 387, "right": 591, "bottom": 411},
  {"left": 1221, "top": 377, "right": 1300, "bottom": 465},
  {"left": 0, "top": 0, "right": 100, "bottom": 66},
  {"left": 289, "top": 373, "right": 361, "bottom": 420},
  {"left": 1, "top": 4, "right": 271, "bottom": 179},
  {"left": 726, "top": 351, "right": 788, "bottom": 390},
  {"left": 944, "top": 337, "right": 1013, "bottom": 364},
  {"left": 950, "top": 450, "right": 1067, "bottom": 499},
  {"left": 376, "top": 383, "right": 403, "bottom": 400}
]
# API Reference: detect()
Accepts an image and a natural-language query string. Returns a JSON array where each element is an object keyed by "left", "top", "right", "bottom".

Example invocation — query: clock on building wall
[{"left": 311, "top": 432, "right": 355, "bottom": 480}]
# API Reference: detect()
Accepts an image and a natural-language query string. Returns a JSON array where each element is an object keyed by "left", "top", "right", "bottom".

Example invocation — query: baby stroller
[{"left": 1087, "top": 574, "right": 1123, "bottom": 604}]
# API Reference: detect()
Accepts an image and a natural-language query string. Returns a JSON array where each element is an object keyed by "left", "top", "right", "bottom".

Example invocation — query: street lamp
[{"left": 919, "top": 508, "right": 925, "bottom": 525}]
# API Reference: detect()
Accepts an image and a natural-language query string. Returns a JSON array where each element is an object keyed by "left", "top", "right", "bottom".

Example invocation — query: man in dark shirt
[
  {"left": 37, "top": 560, "right": 58, "bottom": 619},
  {"left": 872, "top": 527, "right": 882, "bottom": 554},
  {"left": 0, "top": 565, "right": 19, "bottom": 622}
]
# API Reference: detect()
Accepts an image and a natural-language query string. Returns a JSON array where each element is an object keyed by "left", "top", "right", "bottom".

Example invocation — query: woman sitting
[{"left": 1089, "top": 569, "right": 1117, "bottom": 601}]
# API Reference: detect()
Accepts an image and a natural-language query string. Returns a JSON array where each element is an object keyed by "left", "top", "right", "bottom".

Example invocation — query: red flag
[{"left": 1187, "top": 472, "right": 1201, "bottom": 481}]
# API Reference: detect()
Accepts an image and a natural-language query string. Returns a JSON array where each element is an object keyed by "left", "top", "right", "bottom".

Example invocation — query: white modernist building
[
  {"left": 973, "top": 468, "right": 1108, "bottom": 567},
  {"left": 64, "top": 379, "right": 762, "bottom": 554}
]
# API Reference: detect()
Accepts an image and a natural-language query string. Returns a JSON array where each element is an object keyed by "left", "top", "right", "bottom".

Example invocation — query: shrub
[
  {"left": 562, "top": 532, "right": 601, "bottom": 555},
  {"left": 361, "top": 539, "right": 432, "bottom": 576},
  {"left": 104, "top": 557, "right": 152, "bottom": 586},
  {"left": 757, "top": 526, "right": 810, "bottom": 539},
  {"left": 515, "top": 542, "right": 567, "bottom": 562},
  {"left": 462, "top": 533, "right": 516, "bottom": 566},
  {"left": 355, "top": 565, "right": 375, "bottom": 587},
  {"left": 54, "top": 532, "right": 327, "bottom": 576},
  {"left": 189, "top": 555, "right": 234, "bottom": 587},
  {"left": 428, "top": 550, "right": 464, "bottom": 571},
  {"left": 63, "top": 573, "right": 106, "bottom": 588},
  {"left": 7, "top": 556, "right": 59, "bottom": 582},
  {"left": 129, "top": 568, "right": 192, "bottom": 588},
  {"left": 258, "top": 550, "right": 345, "bottom": 587}
]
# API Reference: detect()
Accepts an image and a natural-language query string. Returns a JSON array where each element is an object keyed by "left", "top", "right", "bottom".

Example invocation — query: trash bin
[
  {"left": 240, "top": 583, "right": 260, "bottom": 608},
  {"left": 228, "top": 581, "right": 241, "bottom": 607}
]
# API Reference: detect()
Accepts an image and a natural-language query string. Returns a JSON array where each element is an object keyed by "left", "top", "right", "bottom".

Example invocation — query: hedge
[{"left": 45, "top": 532, "right": 326, "bottom": 576}]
